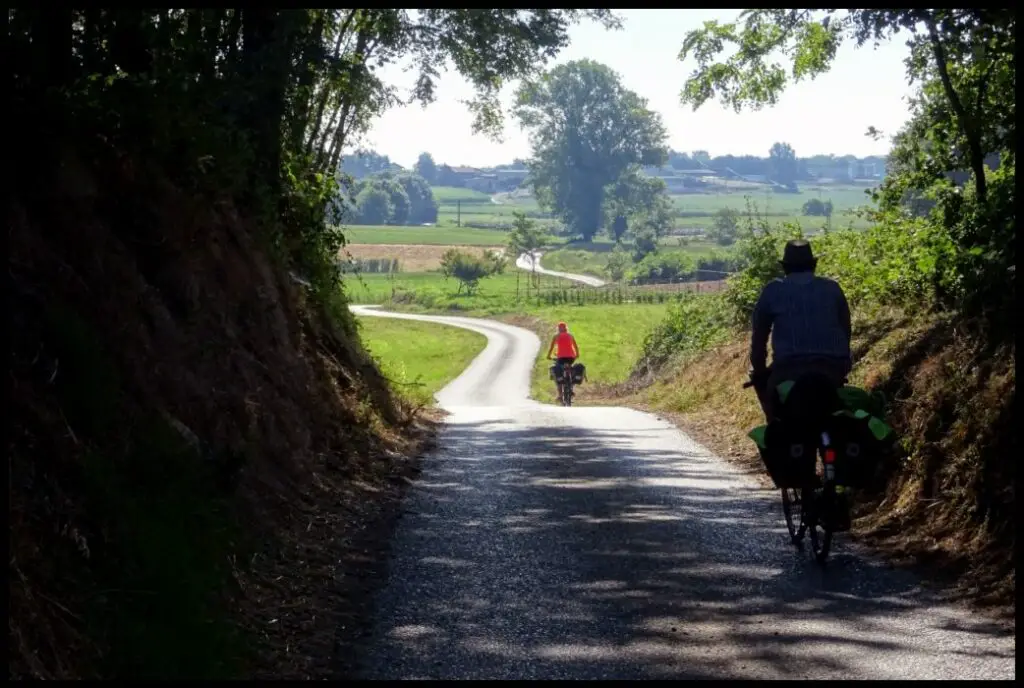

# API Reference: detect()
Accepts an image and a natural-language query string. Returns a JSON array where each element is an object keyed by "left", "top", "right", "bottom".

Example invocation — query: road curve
[
  {"left": 515, "top": 251, "right": 607, "bottom": 287},
  {"left": 349, "top": 306, "right": 1015, "bottom": 680}
]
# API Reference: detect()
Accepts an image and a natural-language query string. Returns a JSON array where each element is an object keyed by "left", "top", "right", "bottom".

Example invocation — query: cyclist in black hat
[{"left": 749, "top": 239, "right": 852, "bottom": 421}]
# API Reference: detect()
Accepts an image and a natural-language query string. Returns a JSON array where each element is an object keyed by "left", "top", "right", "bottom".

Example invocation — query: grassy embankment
[
  {"left": 356, "top": 316, "right": 488, "bottom": 407},
  {"left": 593, "top": 221, "right": 1014, "bottom": 617}
]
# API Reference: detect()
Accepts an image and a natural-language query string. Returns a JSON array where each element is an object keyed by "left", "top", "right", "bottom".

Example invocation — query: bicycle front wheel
[{"left": 781, "top": 487, "right": 806, "bottom": 543}]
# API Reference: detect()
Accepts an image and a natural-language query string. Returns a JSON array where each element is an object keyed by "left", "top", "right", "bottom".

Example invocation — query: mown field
[
  {"left": 355, "top": 315, "right": 488, "bottom": 407},
  {"left": 343, "top": 270, "right": 717, "bottom": 312}
]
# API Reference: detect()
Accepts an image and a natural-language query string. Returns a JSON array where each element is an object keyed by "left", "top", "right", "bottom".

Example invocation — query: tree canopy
[
  {"left": 11, "top": 9, "right": 622, "bottom": 290},
  {"left": 349, "top": 172, "right": 438, "bottom": 225},
  {"left": 678, "top": 8, "right": 1015, "bottom": 323},
  {"left": 414, "top": 152, "right": 438, "bottom": 185}
]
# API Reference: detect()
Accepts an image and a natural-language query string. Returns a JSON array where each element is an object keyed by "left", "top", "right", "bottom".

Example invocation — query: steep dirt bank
[
  {"left": 8, "top": 150, "right": 435, "bottom": 678},
  {"left": 593, "top": 309, "right": 1015, "bottom": 621}
]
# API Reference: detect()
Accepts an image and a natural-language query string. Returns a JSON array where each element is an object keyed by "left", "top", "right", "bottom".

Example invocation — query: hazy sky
[{"left": 357, "top": 10, "right": 916, "bottom": 169}]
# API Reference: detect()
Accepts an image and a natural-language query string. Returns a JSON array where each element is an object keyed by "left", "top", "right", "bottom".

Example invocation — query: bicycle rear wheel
[
  {"left": 561, "top": 373, "right": 573, "bottom": 406},
  {"left": 781, "top": 487, "right": 806, "bottom": 543},
  {"left": 808, "top": 486, "right": 834, "bottom": 564}
]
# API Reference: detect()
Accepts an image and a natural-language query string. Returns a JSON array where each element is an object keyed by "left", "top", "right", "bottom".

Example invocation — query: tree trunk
[
  {"left": 289, "top": 11, "right": 325, "bottom": 153},
  {"left": 306, "top": 10, "right": 355, "bottom": 158},
  {"left": 240, "top": 9, "right": 298, "bottom": 207},
  {"left": 925, "top": 17, "right": 988, "bottom": 206}
]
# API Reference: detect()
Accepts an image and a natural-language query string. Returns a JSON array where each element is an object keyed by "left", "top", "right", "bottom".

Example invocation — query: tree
[
  {"left": 507, "top": 211, "right": 550, "bottom": 289},
  {"left": 379, "top": 177, "right": 411, "bottom": 224},
  {"left": 669, "top": 151, "right": 694, "bottom": 170},
  {"left": 355, "top": 185, "right": 394, "bottom": 225},
  {"left": 678, "top": 9, "right": 1013, "bottom": 207},
  {"left": 709, "top": 208, "right": 740, "bottom": 245},
  {"left": 603, "top": 168, "right": 674, "bottom": 243},
  {"left": 8, "top": 8, "right": 635, "bottom": 677},
  {"left": 768, "top": 142, "right": 799, "bottom": 191},
  {"left": 440, "top": 249, "right": 501, "bottom": 295},
  {"left": 415, "top": 152, "right": 438, "bottom": 185},
  {"left": 395, "top": 172, "right": 439, "bottom": 224},
  {"left": 801, "top": 198, "right": 833, "bottom": 217},
  {"left": 514, "top": 59, "right": 669, "bottom": 241},
  {"left": 605, "top": 246, "right": 632, "bottom": 282},
  {"left": 691, "top": 150, "right": 712, "bottom": 165},
  {"left": 342, "top": 150, "right": 401, "bottom": 179},
  {"left": 677, "top": 8, "right": 1015, "bottom": 318}
]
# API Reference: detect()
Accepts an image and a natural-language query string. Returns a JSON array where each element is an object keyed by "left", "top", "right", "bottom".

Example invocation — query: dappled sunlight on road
[
  {"left": 348, "top": 308, "right": 1014, "bottom": 680},
  {"left": 359, "top": 407, "right": 1015, "bottom": 679}
]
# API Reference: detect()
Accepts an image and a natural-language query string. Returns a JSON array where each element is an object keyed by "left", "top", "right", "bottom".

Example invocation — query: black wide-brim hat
[{"left": 780, "top": 239, "right": 817, "bottom": 269}]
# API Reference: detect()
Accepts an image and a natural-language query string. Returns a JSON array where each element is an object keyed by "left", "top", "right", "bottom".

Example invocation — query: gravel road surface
[{"left": 349, "top": 305, "right": 1014, "bottom": 680}]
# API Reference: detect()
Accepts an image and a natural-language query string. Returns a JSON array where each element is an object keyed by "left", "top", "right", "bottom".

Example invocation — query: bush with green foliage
[
  {"left": 801, "top": 198, "right": 834, "bottom": 217},
  {"left": 440, "top": 249, "right": 506, "bottom": 295},
  {"left": 635, "top": 292, "right": 734, "bottom": 374},
  {"left": 708, "top": 207, "right": 740, "bottom": 245}
]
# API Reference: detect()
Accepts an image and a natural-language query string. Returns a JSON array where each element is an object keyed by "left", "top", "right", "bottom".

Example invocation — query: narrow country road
[
  {"left": 349, "top": 306, "right": 1015, "bottom": 680},
  {"left": 515, "top": 251, "right": 607, "bottom": 287}
]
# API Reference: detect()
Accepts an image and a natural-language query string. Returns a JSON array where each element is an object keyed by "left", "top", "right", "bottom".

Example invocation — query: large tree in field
[
  {"left": 768, "top": 142, "right": 798, "bottom": 190},
  {"left": 514, "top": 59, "right": 668, "bottom": 241}
]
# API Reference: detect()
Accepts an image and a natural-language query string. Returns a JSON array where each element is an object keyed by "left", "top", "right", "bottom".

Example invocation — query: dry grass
[
  {"left": 341, "top": 243, "right": 495, "bottom": 272},
  {"left": 597, "top": 307, "right": 1015, "bottom": 621}
]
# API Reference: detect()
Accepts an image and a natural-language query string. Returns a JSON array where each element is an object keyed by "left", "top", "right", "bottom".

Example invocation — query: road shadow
[{"left": 352, "top": 413, "right": 1015, "bottom": 679}]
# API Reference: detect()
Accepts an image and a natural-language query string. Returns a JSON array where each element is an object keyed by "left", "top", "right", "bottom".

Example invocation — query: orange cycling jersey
[{"left": 551, "top": 332, "right": 579, "bottom": 359}]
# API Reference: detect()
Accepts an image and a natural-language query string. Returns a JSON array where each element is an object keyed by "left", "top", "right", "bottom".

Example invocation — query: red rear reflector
[{"left": 824, "top": 448, "right": 837, "bottom": 464}]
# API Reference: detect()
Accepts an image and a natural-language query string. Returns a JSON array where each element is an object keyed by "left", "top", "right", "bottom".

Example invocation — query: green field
[
  {"left": 430, "top": 186, "right": 493, "bottom": 203},
  {"left": 343, "top": 268, "right": 700, "bottom": 313},
  {"left": 356, "top": 315, "right": 487, "bottom": 407},
  {"left": 343, "top": 182, "right": 875, "bottom": 246},
  {"left": 345, "top": 270, "right": 580, "bottom": 311},
  {"left": 671, "top": 186, "right": 874, "bottom": 214}
]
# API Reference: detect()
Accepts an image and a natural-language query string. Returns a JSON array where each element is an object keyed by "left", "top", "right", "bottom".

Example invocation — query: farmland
[
  {"left": 342, "top": 244, "right": 500, "bottom": 272},
  {"left": 343, "top": 270, "right": 721, "bottom": 314},
  {"left": 343, "top": 225, "right": 508, "bottom": 246}
]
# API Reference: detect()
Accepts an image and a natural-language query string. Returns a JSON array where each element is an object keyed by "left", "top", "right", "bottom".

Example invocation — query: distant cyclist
[{"left": 547, "top": 321, "right": 580, "bottom": 396}]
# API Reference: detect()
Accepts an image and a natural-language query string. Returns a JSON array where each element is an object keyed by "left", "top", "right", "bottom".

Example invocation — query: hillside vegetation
[
  {"left": 615, "top": 9, "right": 1015, "bottom": 611},
  {"left": 8, "top": 8, "right": 618, "bottom": 679}
]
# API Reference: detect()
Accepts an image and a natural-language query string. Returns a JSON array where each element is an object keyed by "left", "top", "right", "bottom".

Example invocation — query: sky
[{"left": 356, "top": 10, "right": 917, "bottom": 169}]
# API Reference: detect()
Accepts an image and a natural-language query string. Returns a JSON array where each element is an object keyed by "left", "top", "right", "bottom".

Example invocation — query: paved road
[
  {"left": 350, "top": 306, "right": 1015, "bottom": 680},
  {"left": 515, "top": 251, "right": 607, "bottom": 287}
]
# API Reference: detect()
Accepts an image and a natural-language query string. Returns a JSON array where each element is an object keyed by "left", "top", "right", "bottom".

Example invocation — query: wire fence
[{"left": 345, "top": 268, "right": 734, "bottom": 308}]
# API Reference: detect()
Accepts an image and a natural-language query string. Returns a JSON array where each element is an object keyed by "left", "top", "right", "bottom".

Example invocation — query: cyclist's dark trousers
[
  {"left": 555, "top": 357, "right": 576, "bottom": 384},
  {"left": 760, "top": 356, "right": 849, "bottom": 422}
]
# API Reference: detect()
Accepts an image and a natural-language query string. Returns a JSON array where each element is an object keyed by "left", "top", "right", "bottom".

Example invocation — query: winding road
[
  {"left": 350, "top": 306, "right": 1015, "bottom": 680},
  {"left": 515, "top": 251, "right": 607, "bottom": 287}
]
